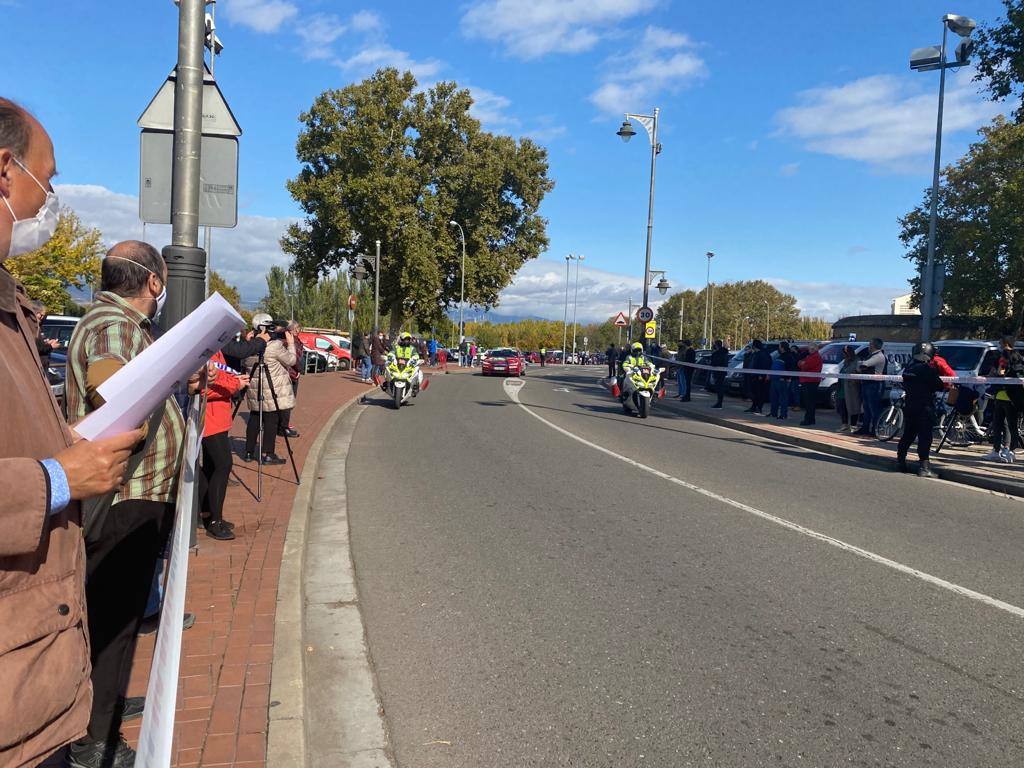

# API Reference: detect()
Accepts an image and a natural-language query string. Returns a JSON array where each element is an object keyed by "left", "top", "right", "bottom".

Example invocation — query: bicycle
[{"left": 875, "top": 384, "right": 905, "bottom": 442}]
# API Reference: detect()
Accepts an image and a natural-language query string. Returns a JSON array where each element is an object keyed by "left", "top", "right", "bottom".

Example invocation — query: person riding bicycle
[
  {"left": 896, "top": 341, "right": 945, "bottom": 478},
  {"left": 386, "top": 331, "right": 423, "bottom": 394}
]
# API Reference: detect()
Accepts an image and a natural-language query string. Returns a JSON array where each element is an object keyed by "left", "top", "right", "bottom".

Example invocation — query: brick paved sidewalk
[{"left": 114, "top": 371, "right": 372, "bottom": 767}]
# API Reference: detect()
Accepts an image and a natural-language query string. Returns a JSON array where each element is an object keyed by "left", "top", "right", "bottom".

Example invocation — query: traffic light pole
[{"left": 163, "top": 0, "right": 207, "bottom": 329}]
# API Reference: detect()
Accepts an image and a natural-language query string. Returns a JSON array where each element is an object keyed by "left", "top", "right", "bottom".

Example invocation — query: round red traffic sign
[{"left": 348, "top": 295, "right": 357, "bottom": 310}]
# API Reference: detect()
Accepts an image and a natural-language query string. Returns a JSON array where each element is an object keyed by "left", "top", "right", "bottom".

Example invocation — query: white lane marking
[
  {"left": 553, "top": 387, "right": 570, "bottom": 392},
  {"left": 503, "top": 378, "right": 1024, "bottom": 620}
]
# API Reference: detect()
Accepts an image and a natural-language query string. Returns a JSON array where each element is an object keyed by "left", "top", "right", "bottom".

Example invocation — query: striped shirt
[{"left": 65, "top": 291, "right": 185, "bottom": 503}]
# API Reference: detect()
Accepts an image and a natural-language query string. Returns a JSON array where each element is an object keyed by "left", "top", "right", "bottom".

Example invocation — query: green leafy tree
[
  {"left": 899, "top": 117, "right": 1024, "bottom": 335},
  {"left": 7, "top": 208, "right": 102, "bottom": 313},
  {"left": 973, "top": 1, "right": 1024, "bottom": 121},
  {"left": 283, "top": 68, "right": 554, "bottom": 333},
  {"left": 656, "top": 281, "right": 804, "bottom": 346},
  {"left": 208, "top": 270, "right": 241, "bottom": 310}
]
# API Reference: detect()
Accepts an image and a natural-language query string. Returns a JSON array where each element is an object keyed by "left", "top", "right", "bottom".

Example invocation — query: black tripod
[{"left": 232, "top": 352, "right": 300, "bottom": 500}]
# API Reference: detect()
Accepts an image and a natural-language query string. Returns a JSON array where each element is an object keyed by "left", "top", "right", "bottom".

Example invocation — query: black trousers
[
  {"left": 991, "top": 399, "right": 1021, "bottom": 451},
  {"left": 800, "top": 382, "right": 818, "bottom": 424},
  {"left": 200, "top": 431, "right": 232, "bottom": 523},
  {"left": 84, "top": 499, "right": 173, "bottom": 742},
  {"left": 683, "top": 370, "right": 694, "bottom": 399},
  {"left": 897, "top": 406, "right": 935, "bottom": 463},
  {"left": 245, "top": 409, "right": 280, "bottom": 456},
  {"left": 752, "top": 378, "right": 769, "bottom": 412},
  {"left": 278, "top": 379, "right": 299, "bottom": 435},
  {"left": 714, "top": 373, "right": 726, "bottom": 406}
]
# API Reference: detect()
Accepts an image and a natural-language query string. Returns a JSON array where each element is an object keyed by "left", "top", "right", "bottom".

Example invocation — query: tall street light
[
  {"left": 702, "top": 251, "right": 714, "bottom": 346},
  {"left": 562, "top": 254, "right": 574, "bottom": 362},
  {"left": 449, "top": 221, "right": 466, "bottom": 342},
  {"left": 571, "top": 254, "right": 585, "bottom": 362},
  {"left": 763, "top": 299, "right": 770, "bottom": 340},
  {"left": 616, "top": 107, "right": 661, "bottom": 313},
  {"left": 911, "top": 12, "right": 976, "bottom": 341}
]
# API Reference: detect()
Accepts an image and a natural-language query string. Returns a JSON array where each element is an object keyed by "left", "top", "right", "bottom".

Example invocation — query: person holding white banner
[
  {"left": 64, "top": 242, "right": 188, "bottom": 768},
  {"left": 0, "top": 98, "right": 146, "bottom": 768}
]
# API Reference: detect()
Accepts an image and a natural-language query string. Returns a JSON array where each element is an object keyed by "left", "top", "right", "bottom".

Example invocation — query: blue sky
[{"left": 2, "top": 0, "right": 1012, "bottom": 321}]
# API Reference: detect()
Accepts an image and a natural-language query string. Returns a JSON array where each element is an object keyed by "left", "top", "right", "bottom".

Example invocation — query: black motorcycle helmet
[{"left": 912, "top": 341, "right": 935, "bottom": 362}]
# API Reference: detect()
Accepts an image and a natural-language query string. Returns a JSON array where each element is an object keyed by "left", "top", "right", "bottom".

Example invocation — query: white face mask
[
  {"left": 104, "top": 255, "right": 167, "bottom": 320},
  {"left": 2, "top": 157, "right": 58, "bottom": 260}
]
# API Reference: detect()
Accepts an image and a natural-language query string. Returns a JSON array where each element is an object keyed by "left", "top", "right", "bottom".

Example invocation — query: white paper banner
[
  {"left": 76, "top": 292, "right": 243, "bottom": 440},
  {"left": 136, "top": 398, "right": 202, "bottom": 766}
]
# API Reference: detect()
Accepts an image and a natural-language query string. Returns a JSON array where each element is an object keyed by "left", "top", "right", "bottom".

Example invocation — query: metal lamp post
[
  {"left": 571, "top": 254, "right": 584, "bottom": 362},
  {"left": 702, "top": 251, "right": 714, "bottom": 346},
  {"left": 373, "top": 240, "right": 381, "bottom": 333},
  {"left": 763, "top": 299, "right": 770, "bottom": 340},
  {"left": 617, "top": 108, "right": 661, "bottom": 314},
  {"left": 911, "top": 13, "right": 976, "bottom": 341},
  {"left": 562, "top": 254, "right": 574, "bottom": 362},
  {"left": 448, "top": 221, "right": 466, "bottom": 343}
]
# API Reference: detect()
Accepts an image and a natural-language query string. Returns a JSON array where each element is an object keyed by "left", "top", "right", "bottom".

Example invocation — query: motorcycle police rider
[
  {"left": 386, "top": 331, "right": 423, "bottom": 395},
  {"left": 896, "top": 341, "right": 945, "bottom": 478},
  {"left": 618, "top": 341, "right": 649, "bottom": 399}
]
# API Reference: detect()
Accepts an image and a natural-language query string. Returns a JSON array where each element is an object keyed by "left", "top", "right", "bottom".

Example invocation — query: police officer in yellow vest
[
  {"left": 386, "top": 331, "right": 424, "bottom": 394},
  {"left": 618, "top": 341, "right": 648, "bottom": 397}
]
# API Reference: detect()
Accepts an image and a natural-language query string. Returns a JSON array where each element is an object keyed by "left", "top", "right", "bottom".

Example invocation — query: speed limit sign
[{"left": 637, "top": 306, "right": 655, "bottom": 323}]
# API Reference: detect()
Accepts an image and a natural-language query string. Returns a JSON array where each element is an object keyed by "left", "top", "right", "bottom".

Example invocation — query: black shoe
[
  {"left": 203, "top": 516, "right": 234, "bottom": 531},
  {"left": 917, "top": 463, "right": 938, "bottom": 479},
  {"left": 283, "top": 427, "right": 300, "bottom": 438},
  {"left": 206, "top": 520, "right": 236, "bottom": 541},
  {"left": 897, "top": 459, "right": 911, "bottom": 473},
  {"left": 243, "top": 451, "right": 254, "bottom": 462},
  {"left": 119, "top": 695, "right": 145, "bottom": 721},
  {"left": 67, "top": 735, "right": 136, "bottom": 768},
  {"left": 262, "top": 453, "right": 286, "bottom": 465},
  {"left": 681, "top": 396, "right": 691, "bottom": 402},
  {"left": 799, "top": 420, "right": 814, "bottom": 426},
  {"left": 852, "top": 429, "right": 871, "bottom": 436},
  {"left": 743, "top": 407, "right": 757, "bottom": 413},
  {"left": 139, "top": 611, "right": 195, "bottom": 636},
  {"left": 711, "top": 403, "right": 723, "bottom": 409}
]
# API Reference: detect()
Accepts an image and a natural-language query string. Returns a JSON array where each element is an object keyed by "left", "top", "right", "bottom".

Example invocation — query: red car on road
[{"left": 481, "top": 348, "right": 526, "bottom": 377}]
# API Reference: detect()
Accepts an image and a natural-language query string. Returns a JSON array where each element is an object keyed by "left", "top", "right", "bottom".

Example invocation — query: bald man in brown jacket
[{"left": 0, "top": 99, "right": 140, "bottom": 768}]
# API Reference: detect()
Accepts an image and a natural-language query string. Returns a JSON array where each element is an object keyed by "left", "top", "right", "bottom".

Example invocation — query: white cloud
[
  {"left": 350, "top": 10, "right": 383, "bottom": 33},
  {"left": 461, "top": 0, "right": 657, "bottom": 59},
  {"left": 295, "top": 13, "right": 346, "bottom": 61},
  {"left": 339, "top": 44, "right": 443, "bottom": 80},
  {"left": 467, "top": 86, "right": 519, "bottom": 132},
  {"left": 779, "top": 162, "right": 800, "bottom": 177},
  {"left": 766, "top": 277, "right": 906, "bottom": 320},
  {"left": 497, "top": 258, "right": 658, "bottom": 323},
  {"left": 523, "top": 123, "right": 568, "bottom": 143},
  {"left": 58, "top": 184, "right": 297, "bottom": 304},
  {"left": 221, "top": 0, "right": 298, "bottom": 34},
  {"left": 774, "top": 68, "right": 1005, "bottom": 168},
  {"left": 590, "top": 26, "right": 707, "bottom": 114}
]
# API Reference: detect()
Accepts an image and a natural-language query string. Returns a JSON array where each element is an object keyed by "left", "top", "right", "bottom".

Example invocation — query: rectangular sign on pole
[
  {"left": 644, "top": 320, "right": 657, "bottom": 339},
  {"left": 140, "top": 131, "right": 239, "bottom": 227}
]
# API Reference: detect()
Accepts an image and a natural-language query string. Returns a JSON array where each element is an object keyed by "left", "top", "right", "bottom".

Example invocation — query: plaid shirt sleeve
[{"left": 85, "top": 316, "right": 146, "bottom": 366}]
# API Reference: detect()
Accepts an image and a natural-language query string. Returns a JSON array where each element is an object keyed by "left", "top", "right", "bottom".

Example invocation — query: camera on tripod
[{"left": 255, "top": 317, "right": 289, "bottom": 341}]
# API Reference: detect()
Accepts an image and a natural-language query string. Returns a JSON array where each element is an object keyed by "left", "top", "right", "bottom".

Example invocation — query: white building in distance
[{"left": 891, "top": 293, "right": 920, "bottom": 316}]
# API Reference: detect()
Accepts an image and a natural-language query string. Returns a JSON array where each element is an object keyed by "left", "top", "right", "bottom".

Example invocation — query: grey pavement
[{"left": 343, "top": 365, "right": 1024, "bottom": 767}]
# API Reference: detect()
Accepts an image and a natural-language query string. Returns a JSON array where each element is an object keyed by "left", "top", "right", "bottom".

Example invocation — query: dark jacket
[
  {"left": 710, "top": 346, "right": 729, "bottom": 368},
  {"left": 751, "top": 349, "right": 772, "bottom": 373},
  {"left": 222, "top": 336, "right": 266, "bottom": 373},
  {"left": 902, "top": 359, "right": 944, "bottom": 410}
]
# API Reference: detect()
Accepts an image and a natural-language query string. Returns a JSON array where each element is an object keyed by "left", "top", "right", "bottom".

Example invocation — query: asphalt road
[{"left": 345, "top": 366, "right": 1024, "bottom": 767}]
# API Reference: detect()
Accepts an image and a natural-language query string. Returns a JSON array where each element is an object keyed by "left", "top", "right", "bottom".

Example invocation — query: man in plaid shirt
[{"left": 64, "top": 240, "right": 185, "bottom": 768}]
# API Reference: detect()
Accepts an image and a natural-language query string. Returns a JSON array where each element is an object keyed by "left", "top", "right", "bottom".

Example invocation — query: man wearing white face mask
[
  {"left": 0, "top": 99, "right": 145, "bottom": 768},
  {"left": 64, "top": 240, "right": 185, "bottom": 768}
]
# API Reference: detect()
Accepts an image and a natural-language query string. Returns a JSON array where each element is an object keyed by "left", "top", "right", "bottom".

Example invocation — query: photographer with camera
[{"left": 242, "top": 314, "right": 296, "bottom": 465}]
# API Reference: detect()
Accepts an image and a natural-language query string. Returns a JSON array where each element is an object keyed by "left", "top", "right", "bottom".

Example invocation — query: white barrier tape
[
  {"left": 136, "top": 397, "right": 202, "bottom": 767},
  {"left": 646, "top": 356, "right": 1024, "bottom": 386}
]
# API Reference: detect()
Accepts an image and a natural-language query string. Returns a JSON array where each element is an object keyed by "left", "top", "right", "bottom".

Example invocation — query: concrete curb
[
  {"left": 662, "top": 398, "right": 1024, "bottom": 499},
  {"left": 268, "top": 391, "right": 388, "bottom": 767}
]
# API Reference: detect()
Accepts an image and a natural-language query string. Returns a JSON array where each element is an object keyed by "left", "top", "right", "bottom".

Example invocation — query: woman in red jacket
[{"left": 201, "top": 350, "right": 248, "bottom": 540}]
